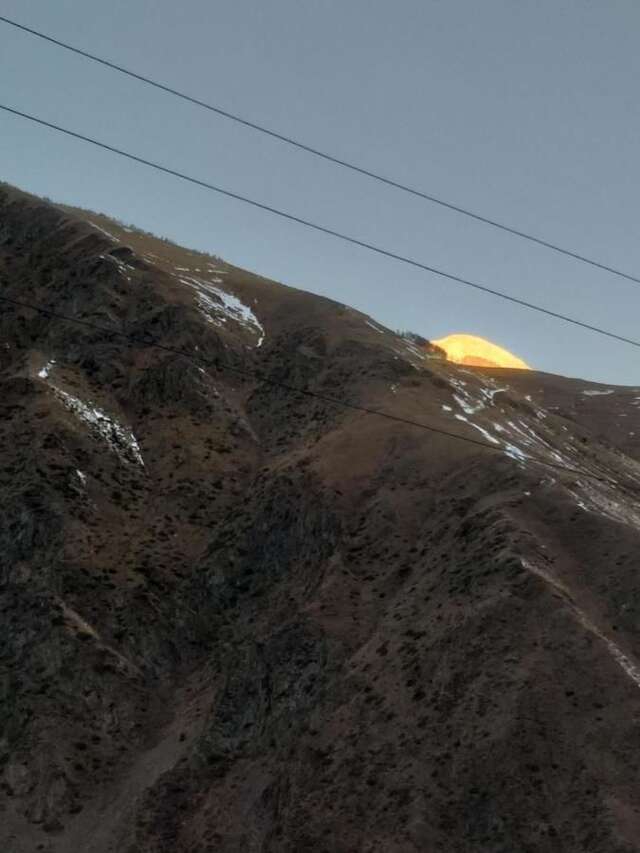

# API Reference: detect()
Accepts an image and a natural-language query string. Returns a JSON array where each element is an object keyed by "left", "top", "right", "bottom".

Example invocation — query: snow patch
[
  {"left": 450, "top": 378, "right": 484, "bottom": 415},
  {"left": 179, "top": 275, "right": 265, "bottom": 347},
  {"left": 454, "top": 413, "right": 500, "bottom": 445},
  {"left": 503, "top": 443, "right": 528, "bottom": 464},
  {"left": 88, "top": 221, "right": 118, "bottom": 242},
  {"left": 480, "top": 386, "right": 508, "bottom": 404},
  {"left": 454, "top": 393, "right": 483, "bottom": 416},
  {"left": 404, "top": 342, "right": 425, "bottom": 360},
  {"left": 38, "top": 359, "right": 56, "bottom": 379},
  {"left": 104, "top": 254, "right": 135, "bottom": 281},
  {"left": 54, "top": 389, "right": 144, "bottom": 466},
  {"left": 568, "top": 479, "right": 640, "bottom": 532}
]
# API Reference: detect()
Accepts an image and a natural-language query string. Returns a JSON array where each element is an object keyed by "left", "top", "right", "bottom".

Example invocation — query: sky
[{"left": 1, "top": 0, "right": 639, "bottom": 385}]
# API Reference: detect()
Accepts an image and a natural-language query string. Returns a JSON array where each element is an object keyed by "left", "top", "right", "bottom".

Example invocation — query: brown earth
[{"left": 2, "top": 182, "right": 640, "bottom": 852}]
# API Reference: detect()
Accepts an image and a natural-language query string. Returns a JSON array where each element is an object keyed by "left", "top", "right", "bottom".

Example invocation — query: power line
[
  {"left": 0, "top": 291, "right": 610, "bottom": 483},
  {"left": 1, "top": 13, "right": 639, "bottom": 289},
  {"left": 2, "top": 103, "right": 640, "bottom": 353}
]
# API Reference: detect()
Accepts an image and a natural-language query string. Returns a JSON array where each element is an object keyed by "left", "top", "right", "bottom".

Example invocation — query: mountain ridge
[{"left": 2, "top": 182, "right": 640, "bottom": 852}]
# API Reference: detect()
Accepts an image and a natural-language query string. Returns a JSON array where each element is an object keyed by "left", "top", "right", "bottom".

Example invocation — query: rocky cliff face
[{"left": 2, "top": 183, "right": 640, "bottom": 853}]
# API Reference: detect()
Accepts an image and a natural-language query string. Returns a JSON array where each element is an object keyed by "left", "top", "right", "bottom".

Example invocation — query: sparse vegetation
[{"left": 397, "top": 329, "right": 447, "bottom": 358}]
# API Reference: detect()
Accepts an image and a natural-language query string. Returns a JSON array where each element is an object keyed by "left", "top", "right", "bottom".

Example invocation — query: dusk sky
[{"left": 2, "top": 0, "right": 639, "bottom": 384}]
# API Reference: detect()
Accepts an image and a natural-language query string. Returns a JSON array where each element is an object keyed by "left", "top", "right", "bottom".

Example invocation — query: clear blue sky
[{"left": 1, "top": 0, "right": 639, "bottom": 384}]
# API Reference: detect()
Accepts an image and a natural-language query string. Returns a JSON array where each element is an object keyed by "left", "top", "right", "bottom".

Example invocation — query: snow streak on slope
[
  {"left": 178, "top": 274, "right": 265, "bottom": 347},
  {"left": 567, "top": 478, "right": 640, "bottom": 532},
  {"left": 54, "top": 388, "right": 144, "bottom": 466},
  {"left": 441, "top": 372, "right": 584, "bottom": 470},
  {"left": 88, "top": 221, "right": 119, "bottom": 242},
  {"left": 443, "top": 373, "right": 542, "bottom": 466},
  {"left": 439, "top": 369, "right": 640, "bottom": 528},
  {"left": 454, "top": 412, "right": 500, "bottom": 445},
  {"left": 99, "top": 253, "right": 136, "bottom": 282}
]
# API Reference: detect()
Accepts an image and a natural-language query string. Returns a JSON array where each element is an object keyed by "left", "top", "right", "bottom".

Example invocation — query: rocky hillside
[{"left": 2, "top": 183, "right": 640, "bottom": 853}]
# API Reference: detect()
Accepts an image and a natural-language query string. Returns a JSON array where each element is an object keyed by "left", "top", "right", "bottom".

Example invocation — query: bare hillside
[{"left": 2, "top": 184, "right": 640, "bottom": 852}]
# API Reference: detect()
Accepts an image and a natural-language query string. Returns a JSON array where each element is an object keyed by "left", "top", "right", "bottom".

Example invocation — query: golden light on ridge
[{"left": 433, "top": 333, "right": 531, "bottom": 370}]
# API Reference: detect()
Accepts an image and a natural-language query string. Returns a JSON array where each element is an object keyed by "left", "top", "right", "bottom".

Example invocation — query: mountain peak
[{"left": 432, "top": 332, "right": 531, "bottom": 369}]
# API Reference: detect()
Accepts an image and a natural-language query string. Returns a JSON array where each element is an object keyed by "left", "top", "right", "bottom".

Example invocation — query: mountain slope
[{"left": 2, "top": 183, "right": 640, "bottom": 853}]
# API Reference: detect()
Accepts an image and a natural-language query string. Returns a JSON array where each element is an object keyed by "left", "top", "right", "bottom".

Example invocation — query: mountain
[
  {"left": 432, "top": 333, "right": 531, "bottom": 369},
  {"left": 2, "top": 182, "right": 640, "bottom": 853}
]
